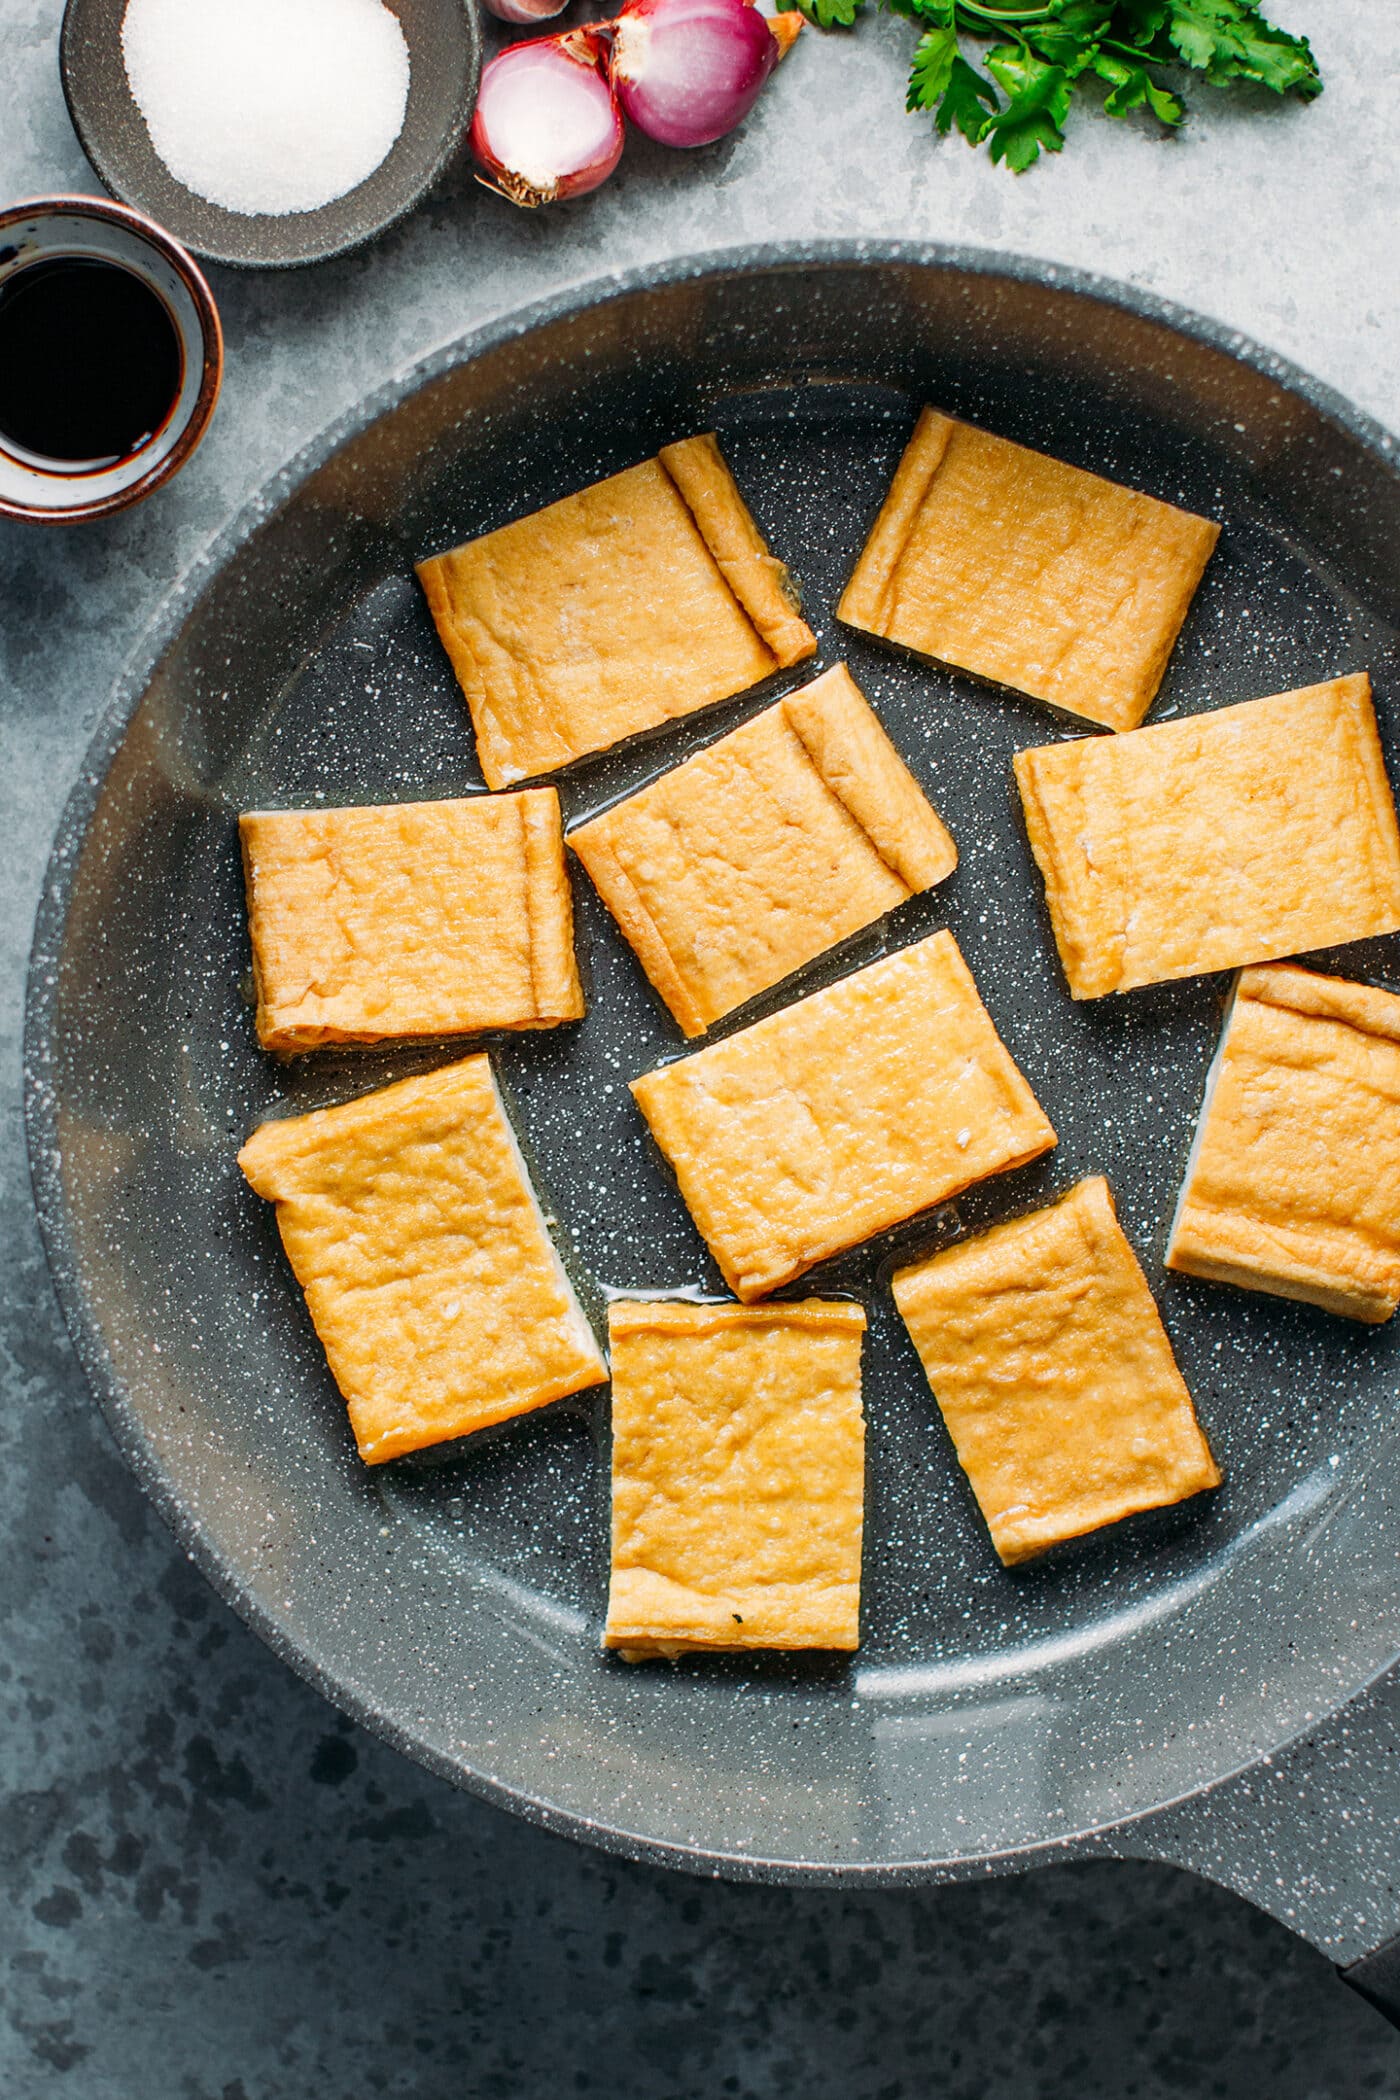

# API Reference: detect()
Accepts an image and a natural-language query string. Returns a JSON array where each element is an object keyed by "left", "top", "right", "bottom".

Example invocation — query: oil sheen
[{"left": 0, "top": 257, "right": 182, "bottom": 471}]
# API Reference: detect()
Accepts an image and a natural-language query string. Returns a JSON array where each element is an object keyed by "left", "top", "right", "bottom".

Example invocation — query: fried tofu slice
[
  {"left": 1014, "top": 674, "right": 1400, "bottom": 999},
  {"left": 240, "top": 790, "right": 583, "bottom": 1053},
  {"left": 1167, "top": 964, "right": 1400, "bottom": 1322},
  {"left": 630, "top": 929, "right": 1055, "bottom": 1301},
  {"left": 237, "top": 1055, "right": 606, "bottom": 1463},
  {"left": 893, "top": 1176, "right": 1220, "bottom": 1566},
  {"left": 416, "top": 434, "right": 816, "bottom": 789},
  {"left": 838, "top": 408, "right": 1219, "bottom": 732},
  {"left": 604, "top": 1297, "right": 866, "bottom": 1658},
  {"left": 569, "top": 663, "right": 957, "bottom": 1036}
]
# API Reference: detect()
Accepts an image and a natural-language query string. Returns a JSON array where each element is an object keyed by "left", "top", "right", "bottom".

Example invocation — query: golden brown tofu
[
  {"left": 240, "top": 790, "right": 583, "bottom": 1053},
  {"left": 237, "top": 1055, "right": 606, "bottom": 1463},
  {"left": 1167, "top": 964, "right": 1400, "bottom": 1321},
  {"left": 838, "top": 408, "right": 1219, "bottom": 731},
  {"left": 1015, "top": 674, "right": 1400, "bottom": 999},
  {"left": 630, "top": 929, "right": 1055, "bottom": 1301},
  {"left": 416, "top": 434, "right": 816, "bottom": 789},
  {"left": 893, "top": 1176, "right": 1220, "bottom": 1566},
  {"left": 568, "top": 663, "right": 957, "bottom": 1036},
  {"left": 604, "top": 1297, "right": 866, "bottom": 1658}
]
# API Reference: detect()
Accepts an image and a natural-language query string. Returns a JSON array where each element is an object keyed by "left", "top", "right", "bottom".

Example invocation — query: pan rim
[{"left": 23, "top": 235, "right": 1400, "bottom": 1883}]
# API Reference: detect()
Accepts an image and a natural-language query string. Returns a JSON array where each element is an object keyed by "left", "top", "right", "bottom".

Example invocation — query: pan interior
[{"left": 29, "top": 255, "right": 1400, "bottom": 1874}]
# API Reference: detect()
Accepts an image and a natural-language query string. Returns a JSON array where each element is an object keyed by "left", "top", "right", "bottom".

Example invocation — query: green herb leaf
[
  {"left": 907, "top": 24, "right": 961, "bottom": 109},
  {"left": 1025, "top": 25, "right": 1100, "bottom": 70},
  {"left": 1092, "top": 46, "right": 1184, "bottom": 121},
  {"left": 980, "top": 41, "right": 1074, "bottom": 167},
  {"left": 778, "top": 0, "right": 866, "bottom": 29},
  {"left": 1163, "top": 0, "right": 1320, "bottom": 95},
  {"left": 1027, "top": 0, "right": 1113, "bottom": 66},
  {"left": 1110, "top": 0, "right": 1169, "bottom": 42},
  {"left": 933, "top": 50, "right": 1003, "bottom": 139}
]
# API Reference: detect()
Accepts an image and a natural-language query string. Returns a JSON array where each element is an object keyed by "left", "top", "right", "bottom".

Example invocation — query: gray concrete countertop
[{"left": 6, "top": 2, "right": 1400, "bottom": 2091}]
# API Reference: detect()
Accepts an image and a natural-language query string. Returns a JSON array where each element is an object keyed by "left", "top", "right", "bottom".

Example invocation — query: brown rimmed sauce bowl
[{"left": 0, "top": 194, "right": 222, "bottom": 527}]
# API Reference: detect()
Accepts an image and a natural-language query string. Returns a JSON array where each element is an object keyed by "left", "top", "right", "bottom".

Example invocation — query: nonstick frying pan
[{"left": 24, "top": 243, "right": 1400, "bottom": 2021}]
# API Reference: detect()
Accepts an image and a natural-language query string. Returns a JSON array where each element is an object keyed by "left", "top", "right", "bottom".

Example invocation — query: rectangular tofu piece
[
  {"left": 1167, "top": 964, "right": 1400, "bottom": 1321},
  {"left": 569, "top": 663, "right": 957, "bottom": 1036},
  {"left": 630, "top": 930, "right": 1056, "bottom": 1301},
  {"left": 893, "top": 1176, "right": 1220, "bottom": 1566},
  {"left": 237, "top": 1054, "right": 606, "bottom": 1463},
  {"left": 416, "top": 433, "right": 816, "bottom": 789},
  {"left": 838, "top": 408, "right": 1218, "bottom": 732},
  {"left": 605, "top": 1297, "right": 866, "bottom": 1658},
  {"left": 240, "top": 790, "right": 584, "bottom": 1053},
  {"left": 1014, "top": 674, "right": 1400, "bottom": 999}
]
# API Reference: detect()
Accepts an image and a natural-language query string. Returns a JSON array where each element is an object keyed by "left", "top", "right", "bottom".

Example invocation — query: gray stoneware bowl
[
  {"left": 24, "top": 244, "right": 1400, "bottom": 2004},
  {"left": 58, "top": 0, "right": 481, "bottom": 268}
]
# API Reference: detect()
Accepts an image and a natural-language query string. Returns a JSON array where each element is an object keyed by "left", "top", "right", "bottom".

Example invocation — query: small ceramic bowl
[
  {"left": 59, "top": 0, "right": 482, "bottom": 270},
  {"left": 0, "top": 195, "right": 222, "bottom": 527}
]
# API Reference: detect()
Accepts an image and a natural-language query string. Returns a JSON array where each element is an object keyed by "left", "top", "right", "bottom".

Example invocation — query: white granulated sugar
[{"left": 122, "top": 0, "right": 411, "bottom": 217}]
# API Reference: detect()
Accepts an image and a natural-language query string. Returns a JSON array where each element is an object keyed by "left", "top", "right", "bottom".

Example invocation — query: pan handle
[{"left": 1101, "top": 1666, "right": 1400, "bottom": 2027}]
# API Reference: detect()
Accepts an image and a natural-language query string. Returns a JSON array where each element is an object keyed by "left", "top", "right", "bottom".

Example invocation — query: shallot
[
  {"left": 610, "top": 0, "right": 784, "bottom": 149},
  {"left": 480, "top": 0, "right": 569, "bottom": 24},
  {"left": 470, "top": 29, "right": 624, "bottom": 207}
]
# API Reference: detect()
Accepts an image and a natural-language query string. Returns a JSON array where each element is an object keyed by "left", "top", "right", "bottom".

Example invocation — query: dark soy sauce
[{"left": 0, "top": 257, "right": 182, "bottom": 472}]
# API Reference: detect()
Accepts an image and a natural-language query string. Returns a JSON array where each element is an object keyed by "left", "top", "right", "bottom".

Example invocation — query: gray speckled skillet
[{"left": 24, "top": 242, "right": 1400, "bottom": 2017}]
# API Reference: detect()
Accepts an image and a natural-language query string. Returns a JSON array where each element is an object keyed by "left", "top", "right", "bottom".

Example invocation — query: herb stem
[{"left": 954, "top": 1, "right": 1057, "bottom": 22}]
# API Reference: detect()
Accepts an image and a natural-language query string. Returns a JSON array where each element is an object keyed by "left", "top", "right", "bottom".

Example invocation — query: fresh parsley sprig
[{"left": 778, "top": 0, "right": 1321, "bottom": 170}]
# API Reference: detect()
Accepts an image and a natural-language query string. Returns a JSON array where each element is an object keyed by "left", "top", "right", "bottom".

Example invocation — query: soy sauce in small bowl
[
  {"left": 0, "top": 195, "right": 221, "bottom": 526},
  {"left": 0, "top": 255, "right": 182, "bottom": 473}
]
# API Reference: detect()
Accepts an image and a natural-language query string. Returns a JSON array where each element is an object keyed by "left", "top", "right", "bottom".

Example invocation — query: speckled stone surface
[{"left": 6, "top": 0, "right": 1400, "bottom": 2090}]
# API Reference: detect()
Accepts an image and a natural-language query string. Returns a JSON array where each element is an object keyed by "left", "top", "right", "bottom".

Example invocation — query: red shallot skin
[
  {"left": 480, "top": 0, "right": 570, "bottom": 23},
  {"left": 471, "top": 29, "right": 625, "bottom": 207},
  {"left": 610, "top": 0, "right": 779, "bottom": 150}
]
